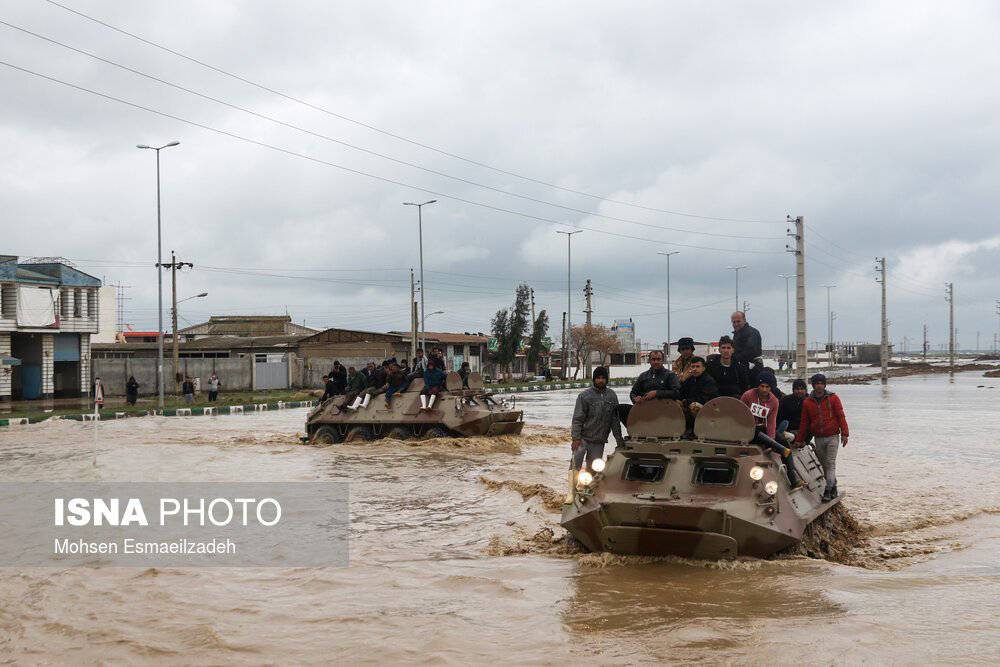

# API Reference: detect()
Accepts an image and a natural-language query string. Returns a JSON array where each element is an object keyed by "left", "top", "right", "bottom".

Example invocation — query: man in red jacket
[{"left": 795, "top": 373, "right": 849, "bottom": 501}]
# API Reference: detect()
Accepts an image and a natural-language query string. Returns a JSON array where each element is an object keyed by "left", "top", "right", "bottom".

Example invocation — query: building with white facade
[{"left": 0, "top": 256, "right": 102, "bottom": 400}]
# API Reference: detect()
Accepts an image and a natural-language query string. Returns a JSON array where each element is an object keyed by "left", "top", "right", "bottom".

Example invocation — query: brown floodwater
[{"left": 0, "top": 372, "right": 998, "bottom": 664}]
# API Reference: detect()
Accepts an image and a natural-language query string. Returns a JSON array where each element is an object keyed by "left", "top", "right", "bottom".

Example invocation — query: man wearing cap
[
  {"left": 741, "top": 369, "right": 804, "bottom": 489},
  {"left": 796, "top": 373, "right": 849, "bottom": 501},
  {"left": 672, "top": 337, "right": 697, "bottom": 379},
  {"left": 568, "top": 366, "right": 625, "bottom": 503},
  {"left": 679, "top": 356, "right": 718, "bottom": 433}
]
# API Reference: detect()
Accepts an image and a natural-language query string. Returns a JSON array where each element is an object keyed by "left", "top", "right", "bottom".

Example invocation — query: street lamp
[
  {"left": 557, "top": 229, "right": 583, "bottom": 379},
  {"left": 778, "top": 274, "right": 796, "bottom": 368},
  {"left": 657, "top": 251, "right": 679, "bottom": 358},
  {"left": 726, "top": 265, "right": 748, "bottom": 312},
  {"left": 403, "top": 200, "right": 437, "bottom": 351},
  {"left": 137, "top": 140, "right": 180, "bottom": 410}
]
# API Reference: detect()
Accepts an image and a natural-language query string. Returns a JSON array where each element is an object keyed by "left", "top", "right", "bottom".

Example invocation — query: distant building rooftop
[{"left": 178, "top": 315, "right": 318, "bottom": 338}]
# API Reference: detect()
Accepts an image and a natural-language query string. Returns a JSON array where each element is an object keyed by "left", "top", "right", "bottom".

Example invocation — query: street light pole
[
  {"left": 727, "top": 265, "right": 748, "bottom": 311},
  {"left": 778, "top": 273, "right": 795, "bottom": 365},
  {"left": 403, "top": 200, "right": 437, "bottom": 352},
  {"left": 658, "top": 251, "right": 679, "bottom": 355},
  {"left": 557, "top": 230, "right": 582, "bottom": 379},
  {"left": 137, "top": 140, "right": 180, "bottom": 410},
  {"left": 822, "top": 284, "right": 837, "bottom": 369}
]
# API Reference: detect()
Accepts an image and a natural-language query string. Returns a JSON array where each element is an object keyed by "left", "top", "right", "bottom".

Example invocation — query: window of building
[{"left": 73, "top": 289, "right": 82, "bottom": 317}]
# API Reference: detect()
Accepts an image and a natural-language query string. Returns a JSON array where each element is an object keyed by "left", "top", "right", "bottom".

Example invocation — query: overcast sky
[{"left": 2, "top": 1, "right": 999, "bottom": 351}]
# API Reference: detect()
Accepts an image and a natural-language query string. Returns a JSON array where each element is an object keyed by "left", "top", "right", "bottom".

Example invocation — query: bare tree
[{"left": 570, "top": 324, "right": 621, "bottom": 377}]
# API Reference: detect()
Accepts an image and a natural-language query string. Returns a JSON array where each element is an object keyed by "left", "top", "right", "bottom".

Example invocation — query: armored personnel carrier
[
  {"left": 305, "top": 371, "right": 524, "bottom": 443},
  {"left": 561, "top": 396, "right": 842, "bottom": 559}
]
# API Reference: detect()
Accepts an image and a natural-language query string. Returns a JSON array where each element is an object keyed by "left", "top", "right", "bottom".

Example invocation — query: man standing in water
[
  {"left": 568, "top": 366, "right": 624, "bottom": 503},
  {"left": 796, "top": 373, "right": 850, "bottom": 501}
]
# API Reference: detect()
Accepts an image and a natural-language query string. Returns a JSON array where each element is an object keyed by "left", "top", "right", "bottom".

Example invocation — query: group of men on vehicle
[
  {"left": 319, "top": 346, "right": 473, "bottom": 412},
  {"left": 570, "top": 311, "right": 850, "bottom": 503}
]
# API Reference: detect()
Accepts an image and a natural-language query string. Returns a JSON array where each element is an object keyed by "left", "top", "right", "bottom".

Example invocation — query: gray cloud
[{"left": 1, "top": 0, "right": 998, "bottom": 350}]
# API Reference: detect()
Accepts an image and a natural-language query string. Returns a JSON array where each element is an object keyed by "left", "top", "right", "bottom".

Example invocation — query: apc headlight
[
  {"left": 764, "top": 480, "right": 779, "bottom": 496},
  {"left": 591, "top": 458, "right": 606, "bottom": 473},
  {"left": 749, "top": 466, "right": 765, "bottom": 481},
  {"left": 577, "top": 470, "right": 594, "bottom": 487}
]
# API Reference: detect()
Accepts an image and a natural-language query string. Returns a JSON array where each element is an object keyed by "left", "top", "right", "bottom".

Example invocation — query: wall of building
[
  {"left": 92, "top": 357, "right": 255, "bottom": 396},
  {"left": 92, "top": 286, "right": 118, "bottom": 343}
]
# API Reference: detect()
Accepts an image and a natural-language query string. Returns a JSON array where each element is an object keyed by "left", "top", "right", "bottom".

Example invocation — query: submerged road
[{"left": 0, "top": 372, "right": 998, "bottom": 664}]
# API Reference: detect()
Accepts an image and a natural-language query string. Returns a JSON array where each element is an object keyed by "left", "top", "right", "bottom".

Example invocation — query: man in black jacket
[
  {"left": 730, "top": 311, "right": 763, "bottom": 367},
  {"left": 679, "top": 357, "right": 718, "bottom": 434},
  {"left": 618, "top": 350, "right": 680, "bottom": 425},
  {"left": 328, "top": 361, "right": 347, "bottom": 394},
  {"left": 706, "top": 335, "right": 750, "bottom": 398}
]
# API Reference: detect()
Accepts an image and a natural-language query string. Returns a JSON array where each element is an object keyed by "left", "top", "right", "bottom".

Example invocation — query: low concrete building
[
  {"left": 178, "top": 315, "right": 317, "bottom": 340},
  {"left": 0, "top": 256, "right": 102, "bottom": 400}
]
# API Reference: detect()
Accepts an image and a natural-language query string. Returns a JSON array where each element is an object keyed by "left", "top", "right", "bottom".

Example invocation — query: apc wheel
[
  {"left": 386, "top": 426, "right": 412, "bottom": 440},
  {"left": 345, "top": 425, "right": 374, "bottom": 442},
  {"left": 311, "top": 425, "right": 343, "bottom": 446},
  {"left": 423, "top": 426, "right": 449, "bottom": 439}
]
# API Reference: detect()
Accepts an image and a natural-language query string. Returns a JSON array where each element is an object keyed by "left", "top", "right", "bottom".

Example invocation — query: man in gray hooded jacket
[{"left": 567, "top": 366, "right": 624, "bottom": 503}]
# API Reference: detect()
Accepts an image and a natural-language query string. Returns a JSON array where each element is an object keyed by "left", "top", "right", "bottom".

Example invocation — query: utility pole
[
  {"left": 995, "top": 299, "right": 1000, "bottom": 354},
  {"left": 875, "top": 257, "right": 888, "bottom": 384},
  {"left": 726, "top": 265, "right": 748, "bottom": 311},
  {"left": 657, "top": 251, "right": 679, "bottom": 357},
  {"left": 409, "top": 268, "right": 417, "bottom": 361},
  {"left": 923, "top": 324, "right": 928, "bottom": 360},
  {"left": 561, "top": 311, "right": 567, "bottom": 380},
  {"left": 787, "top": 216, "right": 807, "bottom": 379},
  {"left": 778, "top": 274, "right": 795, "bottom": 367},
  {"left": 945, "top": 282, "right": 955, "bottom": 373},
  {"left": 822, "top": 284, "right": 836, "bottom": 370},
  {"left": 583, "top": 279, "right": 594, "bottom": 377},
  {"left": 530, "top": 288, "right": 536, "bottom": 325},
  {"left": 163, "top": 251, "right": 193, "bottom": 394},
  {"left": 557, "top": 230, "right": 582, "bottom": 379}
]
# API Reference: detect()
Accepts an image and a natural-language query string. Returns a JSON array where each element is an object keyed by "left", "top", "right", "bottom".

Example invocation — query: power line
[
  {"left": 41, "top": 0, "right": 784, "bottom": 225},
  {"left": 0, "top": 59, "right": 783, "bottom": 255},
  {"left": 0, "top": 18, "right": 782, "bottom": 242}
]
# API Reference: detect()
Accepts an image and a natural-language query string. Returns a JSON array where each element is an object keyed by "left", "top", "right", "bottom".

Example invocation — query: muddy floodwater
[{"left": 1, "top": 372, "right": 998, "bottom": 664}]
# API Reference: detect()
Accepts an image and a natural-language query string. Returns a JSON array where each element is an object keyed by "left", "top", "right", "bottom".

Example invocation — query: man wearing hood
[
  {"left": 795, "top": 373, "right": 849, "bottom": 501},
  {"left": 568, "top": 366, "right": 624, "bottom": 503},
  {"left": 777, "top": 378, "right": 808, "bottom": 438}
]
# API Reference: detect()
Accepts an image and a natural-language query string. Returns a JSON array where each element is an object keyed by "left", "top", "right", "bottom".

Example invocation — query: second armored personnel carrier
[
  {"left": 561, "top": 396, "right": 842, "bottom": 559},
  {"left": 305, "top": 371, "right": 524, "bottom": 443}
]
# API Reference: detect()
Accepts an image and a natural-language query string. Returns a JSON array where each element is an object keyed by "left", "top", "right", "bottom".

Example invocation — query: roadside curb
[
  {"left": 0, "top": 400, "right": 318, "bottom": 427},
  {"left": 493, "top": 378, "right": 633, "bottom": 394}
]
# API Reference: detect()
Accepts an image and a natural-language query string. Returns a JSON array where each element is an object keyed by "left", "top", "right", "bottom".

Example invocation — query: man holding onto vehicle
[
  {"left": 795, "top": 373, "right": 849, "bottom": 501},
  {"left": 618, "top": 349, "right": 681, "bottom": 426},
  {"left": 568, "top": 366, "right": 625, "bottom": 503},
  {"left": 741, "top": 369, "right": 803, "bottom": 488}
]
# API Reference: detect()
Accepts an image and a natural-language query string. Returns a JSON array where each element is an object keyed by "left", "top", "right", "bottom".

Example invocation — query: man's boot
[
  {"left": 346, "top": 396, "right": 362, "bottom": 411},
  {"left": 360, "top": 393, "right": 371, "bottom": 409},
  {"left": 564, "top": 470, "right": 576, "bottom": 504},
  {"left": 427, "top": 395, "right": 436, "bottom": 410},
  {"left": 419, "top": 395, "right": 428, "bottom": 410}
]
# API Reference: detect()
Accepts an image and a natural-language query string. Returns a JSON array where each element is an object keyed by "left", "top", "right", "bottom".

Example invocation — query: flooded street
[{"left": 1, "top": 372, "right": 998, "bottom": 665}]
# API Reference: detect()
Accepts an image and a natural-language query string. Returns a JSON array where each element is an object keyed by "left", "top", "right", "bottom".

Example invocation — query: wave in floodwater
[{"left": 477, "top": 475, "right": 996, "bottom": 571}]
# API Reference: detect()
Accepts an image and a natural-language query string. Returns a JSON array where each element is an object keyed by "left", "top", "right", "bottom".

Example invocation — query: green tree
[
  {"left": 526, "top": 309, "right": 549, "bottom": 373},
  {"left": 490, "top": 284, "right": 532, "bottom": 377}
]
